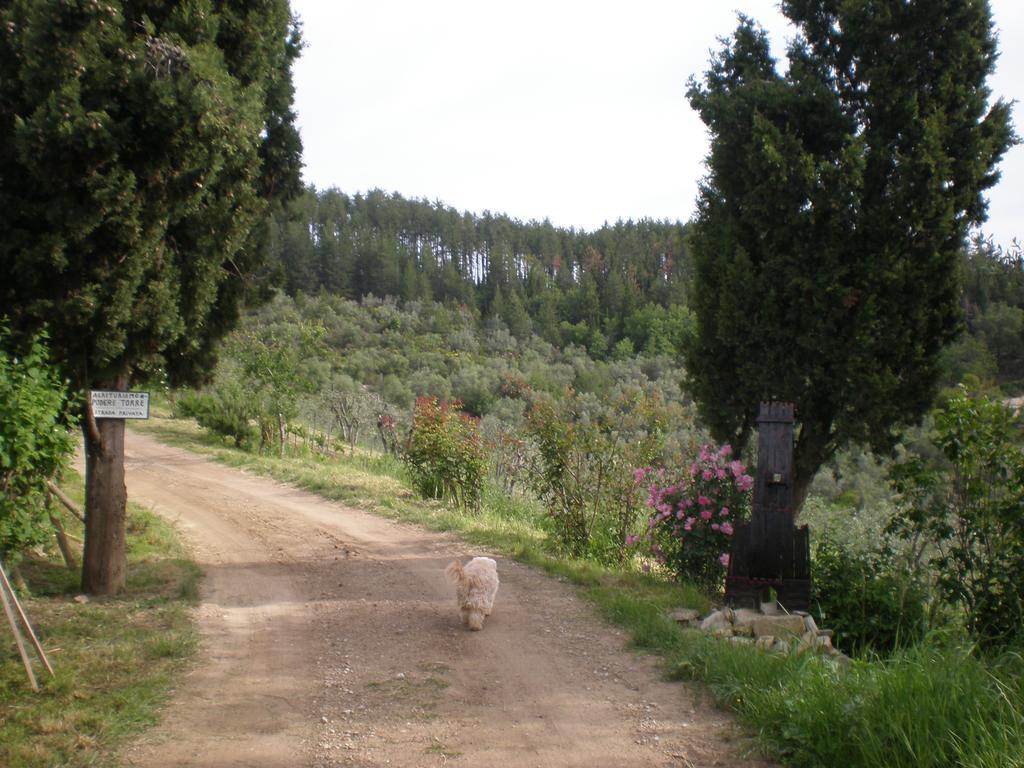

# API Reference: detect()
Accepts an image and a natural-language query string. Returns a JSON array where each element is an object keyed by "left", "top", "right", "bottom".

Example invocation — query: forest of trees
[
  {"left": 265, "top": 188, "right": 692, "bottom": 358},
  {"left": 265, "top": 187, "right": 1023, "bottom": 393}
]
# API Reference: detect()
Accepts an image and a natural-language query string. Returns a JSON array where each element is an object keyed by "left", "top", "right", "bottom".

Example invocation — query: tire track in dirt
[{"left": 119, "top": 430, "right": 772, "bottom": 767}]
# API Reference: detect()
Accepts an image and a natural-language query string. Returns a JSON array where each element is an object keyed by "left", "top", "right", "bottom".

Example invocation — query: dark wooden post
[{"left": 724, "top": 402, "right": 811, "bottom": 610}]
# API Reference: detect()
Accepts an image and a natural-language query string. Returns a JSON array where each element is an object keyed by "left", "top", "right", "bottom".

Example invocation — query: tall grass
[{"left": 669, "top": 637, "right": 1024, "bottom": 768}]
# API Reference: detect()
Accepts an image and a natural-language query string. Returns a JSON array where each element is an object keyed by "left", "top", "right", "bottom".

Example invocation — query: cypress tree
[
  {"left": 0, "top": 0, "right": 302, "bottom": 593},
  {"left": 685, "top": 1, "right": 1016, "bottom": 511}
]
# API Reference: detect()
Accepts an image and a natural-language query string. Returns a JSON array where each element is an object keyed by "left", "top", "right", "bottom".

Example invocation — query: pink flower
[
  {"left": 700, "top": 509, "right": 713, "bottom": 521},
  {"left": 683, "top": 517, "right": 694, "bottom": 531},
  {"left": 730, "top": 460, "right": 745, "bottom": 478},
  {"left": 633, "top": 467, "right": 647, "bottom": 482},
  {"left": 641, "top": 562, "right": 651, "bottom": 573},
  {"left": 711, "top": 523, "right": 720, "bottom": 532},
  {"left": 625, "top": 534, "right": 640, "bottom": 546},
  {"left": 702, "top": 469, "right": 714, "bottom": 481},
  {"left": 716, "top": 468, "right": 727, "bottom": 480},
  {"left": 698, "top": 495, "right": 712, "bottom": 507},
  {"left": 718, "top": 444, "right": 733, "bottom": 458},
  {"left": 737, "top": 475, "right": 754, "bottom": 492},
  {"left": 720, "top": 506, "right": 730, "bottom": 517},
  {"left": 689, "top": 462, "right": 700, "bottom": 479},
  {"left": 721, "top": 522, "right": 734, "bottom": 536},
  {"left": 719, "top": 553, "right": 730, "bottom": 568}
]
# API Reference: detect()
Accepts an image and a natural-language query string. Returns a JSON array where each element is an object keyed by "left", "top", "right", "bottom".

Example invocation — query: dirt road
[{"left": 119, "top": 431, "right": 770, "bottom": 768}]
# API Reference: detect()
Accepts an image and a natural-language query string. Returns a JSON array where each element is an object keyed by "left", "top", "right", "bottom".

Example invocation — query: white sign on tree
[{"left": 90, "top": 391, "right": 150, "bottom": 420}]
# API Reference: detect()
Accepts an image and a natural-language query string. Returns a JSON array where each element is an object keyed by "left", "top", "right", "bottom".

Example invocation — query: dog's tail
[{"left": 445, "top": 560, "right": 464, "bottom": 584}]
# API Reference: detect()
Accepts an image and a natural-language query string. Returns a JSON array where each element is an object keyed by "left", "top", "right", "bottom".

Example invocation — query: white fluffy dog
[{"left": 445, "top": 557, "right": 499, "bottom": 631}]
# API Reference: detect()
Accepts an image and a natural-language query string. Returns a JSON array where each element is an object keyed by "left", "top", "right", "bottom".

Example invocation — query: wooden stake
[
  {"left": 48, "top": 492, "right": 78, "bottom": 570},
  {"left": 0, "top": 557, "right": 54, "bottom": 678},
  {"left": 47, "top": 480, "right": 85, "bottom": 523},
  {"left": 0, "top": 563, "right": 38, "bottom": 691}
]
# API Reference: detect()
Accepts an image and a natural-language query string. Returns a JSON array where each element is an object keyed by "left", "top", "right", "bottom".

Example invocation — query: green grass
[
  {"left": 0, "top": 472, "right": 199, "bottom": 768},
  {"left": 666, "top": 637, "right": 1024, "bottom": 768},
  {"left": 133, "top": 413, "right": 1024, "bottom": 768}
]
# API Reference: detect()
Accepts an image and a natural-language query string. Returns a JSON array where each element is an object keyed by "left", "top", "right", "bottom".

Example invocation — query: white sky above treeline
[{"left": 290, "top": 0, "right": 1023, "bottom": 249}]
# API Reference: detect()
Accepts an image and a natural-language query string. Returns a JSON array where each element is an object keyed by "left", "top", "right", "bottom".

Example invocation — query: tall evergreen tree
[
  {"left": 0, "top": 0, "right": 302, "bottom": 593},
  {"left": 685, "top": 2, "right": 1015, "bottom": 511}
]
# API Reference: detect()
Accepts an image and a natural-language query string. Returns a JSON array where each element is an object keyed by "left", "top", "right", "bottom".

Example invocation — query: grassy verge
[
  {"left": 0, "top": 471, "right": 199, "bottom": 768},
  {"left": 133, "top": 414, "right": 1024, "bottom": 768}
]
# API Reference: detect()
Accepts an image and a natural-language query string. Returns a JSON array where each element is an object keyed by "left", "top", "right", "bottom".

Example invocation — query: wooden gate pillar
[{"left": 724, "top": 402, "right": 811, "bottom": 610}]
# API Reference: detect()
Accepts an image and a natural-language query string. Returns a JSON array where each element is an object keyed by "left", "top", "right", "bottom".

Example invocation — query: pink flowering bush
[{"left": 629, "top": 444, "right": 753, "bottom": 593}]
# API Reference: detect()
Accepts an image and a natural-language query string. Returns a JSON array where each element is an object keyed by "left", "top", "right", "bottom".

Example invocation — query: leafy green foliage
[
  {"left": 176, "top": 383, "right": 255, "bottom": 449},
  {"left": 685, "top": 3, "right": 1016, "bottom": 510},
  {"left": 224, "top": 318, "right": 326, "bottom": 455},
  {"left": 402, "top": 397, "right": 485, "bottom": 513},
  {"left": 525, "top": 390, "right": 667, "bottom": 562},
  {"left": 0, "top": 327, "right": 77, "bottom": 557},
  {"left": 890, "top": 388, "right": 1024, "bottom": 648},
  {"left": 810, "top": 533, "right": 928, "bottom": 655}
]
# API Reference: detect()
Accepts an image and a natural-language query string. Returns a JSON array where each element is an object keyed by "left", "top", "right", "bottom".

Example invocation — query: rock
[
  {"left": 699, "top": 610, "right": 730, "bottom": 634},
  {"left": 731, "top": 608, "right": 762, "bottom": 632},
  {"left": 73, "top": 594, "right": 90, "bottom": 604},
  {"left": 751, "top": 614, "right": 806, "bottom": 640},
  {"left": 755, "top": 635, "right": 775, "bottom": 650},
  {"left": 728, "top": 636, "right": 753, "bottom": 645},
  {"left": 731, "top": 622, "right": 754, "bottom": 637},
  {"left": 802, "top": 614, "right": 819, "bottom": 634},
  {"left": 669, "top": 608, "right": 701, "bottom": 624},
  {"left": 797, "top": 630, "right": 819, "bottom": 652}
]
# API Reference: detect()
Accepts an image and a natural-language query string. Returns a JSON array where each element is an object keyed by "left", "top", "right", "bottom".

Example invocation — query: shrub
[
  {"left": 177, "top": 385, "right": 256, "bottom": 449},
  {"left": 810, "top": 533, "right": 928, "bottom": 655},
  {"left": 402, "top": 397, "right": 485, "bottom": 512},
  {"left": 631, "top": 444, "right": 752, "bottom": 593},
  {"left": 0, "top": 326, "right": 77, "bottom": 558},
  {"left": 889, "top": 387, "right": 1024, "bottom": 648},
  {"left": 526, "top": 391, "right": 666, "bottom": 562}
]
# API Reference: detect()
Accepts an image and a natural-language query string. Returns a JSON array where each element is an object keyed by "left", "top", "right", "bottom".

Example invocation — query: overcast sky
[{"left": 290, "top": 0, "right": 1023, "bottom": 249}]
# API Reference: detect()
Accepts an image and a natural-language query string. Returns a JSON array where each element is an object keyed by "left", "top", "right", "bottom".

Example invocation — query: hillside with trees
[{"left": 264, "top": 188, "right": 692, "bottom": 359}]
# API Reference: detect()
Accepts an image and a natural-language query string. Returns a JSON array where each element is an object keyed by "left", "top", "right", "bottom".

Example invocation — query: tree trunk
[
  {"left": 81, "top": 381, "right": 128, "bottom": 595},
  {"left": 792, "top": 423, "right": 836, "bottom": 518}
]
